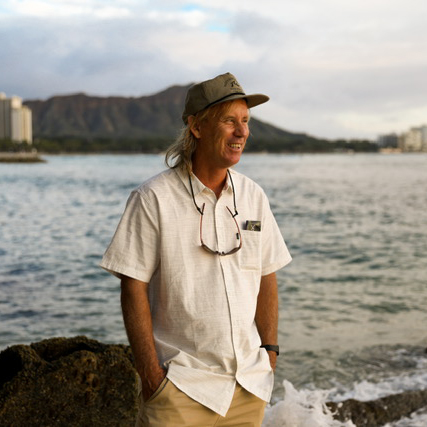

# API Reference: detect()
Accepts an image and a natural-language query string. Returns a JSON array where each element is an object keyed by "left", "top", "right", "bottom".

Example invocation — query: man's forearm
[
  {"left": 255, "top": 272, "right": 279, "bottom": 370},
  {"left": 120, "top": 276, "right": 166, "bottom": 399}
]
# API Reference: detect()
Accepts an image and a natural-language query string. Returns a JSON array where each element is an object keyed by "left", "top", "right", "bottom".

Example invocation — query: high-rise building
[
  {"left": 0, "top": 93, "right": 32, "bottom": 144},
  {"left": 401, "top": 127, "right": 424, "bottom": 152},
  {"left": 377, "top": 133, "right": 399, "bottom": 148},
  {"left": 421, "top": 126, "right": 427, "bottom": 152}
]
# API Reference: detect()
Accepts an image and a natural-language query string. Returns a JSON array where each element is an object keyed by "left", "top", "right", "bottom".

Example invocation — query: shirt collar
[{"left": 174, "top": 166, "right": 234, "bottom": 198}]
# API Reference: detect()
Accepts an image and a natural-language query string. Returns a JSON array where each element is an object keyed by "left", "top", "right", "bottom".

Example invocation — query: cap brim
[
  {"left": 244, "top": 94, "right": 270, "bottom": 108},
  {"left": 182, "top": 93, "right": 270, "bottom": 123},
  {"left": 209, "top": 93, "right": 269, "bottom": 110}
]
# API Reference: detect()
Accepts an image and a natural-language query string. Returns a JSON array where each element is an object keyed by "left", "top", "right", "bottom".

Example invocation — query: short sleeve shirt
[{"left": 100, "top": 167, "right": 292, "bottom": 416}]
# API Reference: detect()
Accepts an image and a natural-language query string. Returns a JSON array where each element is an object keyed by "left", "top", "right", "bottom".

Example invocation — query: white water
[
  {"left": 263, "top": 381, "right": 355, "bottom": 427},
  {"left": 264, "top": 347, "right": 427, "bottom": 426},
  {"left": 264, "top": 377, "right": 427, "bottom": 427}
]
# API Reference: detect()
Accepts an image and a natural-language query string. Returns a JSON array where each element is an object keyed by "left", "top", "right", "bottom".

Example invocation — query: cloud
[
  {"left": 1, "top": 0, "right": 427, "bottom": 139},
  {"left": 2, "top": 0, "right": 134, "bottom": 18}
]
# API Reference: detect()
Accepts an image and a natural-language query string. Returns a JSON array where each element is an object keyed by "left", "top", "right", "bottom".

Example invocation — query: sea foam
[{"left": 262, "top": 380, "right": 355, "bottom": 427}]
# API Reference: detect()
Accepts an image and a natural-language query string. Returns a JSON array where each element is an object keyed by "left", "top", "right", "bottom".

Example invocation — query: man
[{"left": 100, "top": 72, "right": 292, "bottom": 426}]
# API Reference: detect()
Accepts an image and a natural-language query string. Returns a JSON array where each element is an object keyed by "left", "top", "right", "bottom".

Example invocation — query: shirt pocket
[{"left": 239, "top": 230, "right": 261, "bottom": 271}]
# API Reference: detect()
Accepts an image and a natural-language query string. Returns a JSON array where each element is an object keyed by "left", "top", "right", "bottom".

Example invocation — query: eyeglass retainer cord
[{"left": 188, "top": 170, "right": 238, "bottom": 218}]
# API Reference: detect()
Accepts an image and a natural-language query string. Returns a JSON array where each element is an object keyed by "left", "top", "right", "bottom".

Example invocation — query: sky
[{"left": 1, "top": 0, "right": 427, "bottom": 140}]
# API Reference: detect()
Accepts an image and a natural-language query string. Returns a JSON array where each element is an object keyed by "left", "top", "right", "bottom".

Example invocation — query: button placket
[
  {"left": 219, "top": 256, "right": 242, "bottom": 370},
  {"left": 217, "top": 190, "right": 243, "bottom": 369},
  {"left": 214, "top": 198, "right": 228, "bottom": 253}
]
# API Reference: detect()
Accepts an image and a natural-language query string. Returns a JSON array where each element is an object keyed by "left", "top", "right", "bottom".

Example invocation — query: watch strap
[{"left": 260, "top": 344, "right": 279, "bottom": 355}]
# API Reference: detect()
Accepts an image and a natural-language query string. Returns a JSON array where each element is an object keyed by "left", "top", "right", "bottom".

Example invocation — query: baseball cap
[{"left": 182, "top": 72, "right": 269, "bottom": 124}]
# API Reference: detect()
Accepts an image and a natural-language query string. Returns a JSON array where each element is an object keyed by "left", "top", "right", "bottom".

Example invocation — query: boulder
[
  {"left": 0, "top": 336, "right": 138, "bottom": 426},
  {"left": 327, "top": 389, "right": 427, "bottom": 427}
]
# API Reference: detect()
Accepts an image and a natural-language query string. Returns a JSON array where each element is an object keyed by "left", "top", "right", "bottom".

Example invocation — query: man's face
[{"left": 193, "top": 99, "right": 250, "bottom": 171}]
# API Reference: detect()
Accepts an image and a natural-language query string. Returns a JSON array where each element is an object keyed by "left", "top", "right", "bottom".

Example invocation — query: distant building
[
  {"left": 379, "top": 125, "right": 427, "bottom": 153},
  {"left": 400, "top": 126, "right": 427, "bottom": 152},
  {"left": 377, "top": 133, "right": 399, "bottom": 148},
  {"left": 0, "top": 92, "right": 32, "bottom": 144},
  {"left": 421, "top": 126, "right": 427, "bottom": 152}
]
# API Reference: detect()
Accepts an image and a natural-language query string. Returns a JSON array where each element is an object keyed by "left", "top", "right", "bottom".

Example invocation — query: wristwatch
[{"left": 260, "top": 344, "right": 279, "bottom": 355}]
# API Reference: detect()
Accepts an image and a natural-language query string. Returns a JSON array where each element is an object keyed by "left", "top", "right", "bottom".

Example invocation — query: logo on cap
[{"left": 225, "top": 77, "right": 242, "bottom": 91}]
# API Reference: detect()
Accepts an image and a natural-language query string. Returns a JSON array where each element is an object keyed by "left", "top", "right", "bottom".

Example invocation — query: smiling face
[{"left": 190, "top": 99, "right": 250, "bottom": 174}]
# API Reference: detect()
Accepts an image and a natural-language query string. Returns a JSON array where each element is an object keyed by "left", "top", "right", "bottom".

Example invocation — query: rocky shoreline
[{"left": 1, "top": 336, "right": 426, "bottom": 426}]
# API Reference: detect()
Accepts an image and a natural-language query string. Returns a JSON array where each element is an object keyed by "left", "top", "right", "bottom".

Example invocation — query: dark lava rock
[
  {"left": 1, "top": 336, "right": 426, "bottom": 427},
  {"left": 0, "top": 336, "right": 138, "bottom": 426},
  {"left": 328, "top": 389, "right": 427, "bottom": 426}
]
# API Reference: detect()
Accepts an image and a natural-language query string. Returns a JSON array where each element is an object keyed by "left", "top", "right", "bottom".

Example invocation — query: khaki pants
[{"left": 136, "top": 379, "right": 267, "bottom": 427}]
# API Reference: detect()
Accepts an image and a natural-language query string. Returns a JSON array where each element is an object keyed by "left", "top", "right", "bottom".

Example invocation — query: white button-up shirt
[{"left": 100, "top": 167, "right": 291, "bottom": 416}]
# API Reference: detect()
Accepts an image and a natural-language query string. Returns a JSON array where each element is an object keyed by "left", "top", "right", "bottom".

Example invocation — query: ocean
[{"left": 1, "top": 153, "right": 427, "bottom": 426}]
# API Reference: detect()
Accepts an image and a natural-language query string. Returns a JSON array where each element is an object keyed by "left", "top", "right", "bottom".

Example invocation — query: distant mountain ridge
[
  {"left": 22, "top": 85, "right": 377, "bottom": 153},
  {"left": 24, "top": 85, "right": 307, "bottom": 142}
]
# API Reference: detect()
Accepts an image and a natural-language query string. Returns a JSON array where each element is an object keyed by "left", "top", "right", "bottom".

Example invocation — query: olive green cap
[{"left": 182, "top": 72, "right": 269, "bottom": 124}]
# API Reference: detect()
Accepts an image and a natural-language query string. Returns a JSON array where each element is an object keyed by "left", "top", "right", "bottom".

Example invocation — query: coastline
[
  {"left": 0, "top": 152, "right": 46, "bottom": 163},
  {"left": 2, "top": 150, "right": 424, "bottom": 159},
  {"left": 1, "top": 336, "right": 426, "bottom": 426}
]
